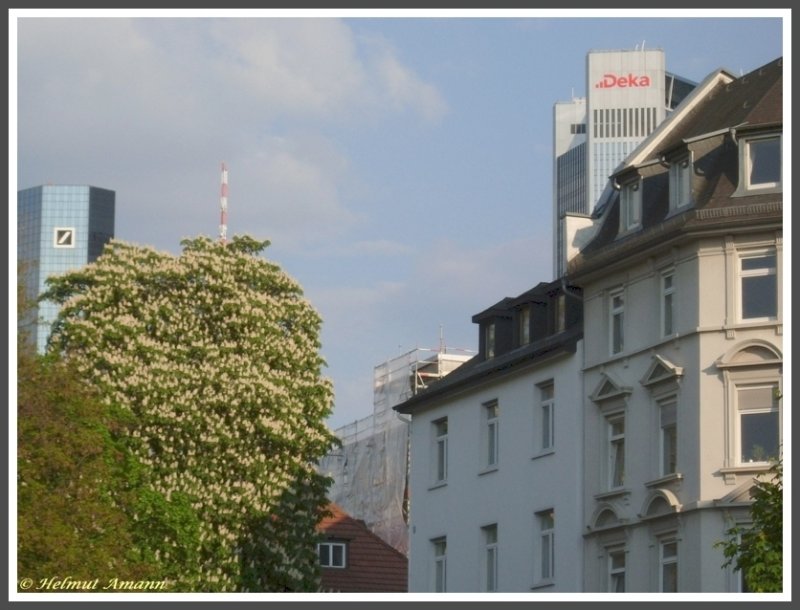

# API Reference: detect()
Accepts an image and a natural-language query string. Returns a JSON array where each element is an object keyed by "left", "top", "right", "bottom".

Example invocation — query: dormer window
[
  {"left": 619, "top": 178, "right": 642, "bottom": 233},
  {"left": 485, "top": 322, "right": 496, "bottom": 359},
  {"left": 736, "top": 133, "right": 782, "bottom": 194},
  {"left": 518, "top": 306, "right": 531, "bottom": 346},
  {"left": 668, "top": 153, "right": 692, "bottom": 210}
]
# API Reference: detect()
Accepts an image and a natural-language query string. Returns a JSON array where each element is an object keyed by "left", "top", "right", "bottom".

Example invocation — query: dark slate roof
[
  {"left": 471, "top": 296, "right": 516, "bottom": 322},
  {"left": 568, "top": 57, "right": 782, "bottom": 279},
  {"left": 317, "top": 503, "right": 408, "bottom": 593},
  {"left": 657, "top": 57, "right": 782, "bottom": 153},
  {"left": 394, "top": 325, "right": 581, "bottom": 415}
]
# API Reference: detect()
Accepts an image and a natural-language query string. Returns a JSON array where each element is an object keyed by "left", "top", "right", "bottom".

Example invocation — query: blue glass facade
[{"left": 17, "top": 185, "right": 115, "bottom": 352}]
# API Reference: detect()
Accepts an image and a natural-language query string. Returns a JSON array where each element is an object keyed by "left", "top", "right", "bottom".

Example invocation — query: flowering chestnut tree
[{"left": 43, "top": 236, "right": 338, "bottom": 592}]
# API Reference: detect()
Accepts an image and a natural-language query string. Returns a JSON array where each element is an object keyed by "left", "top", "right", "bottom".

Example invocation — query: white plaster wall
[
  {"left": 580, "top": 231, "right": 782, "bottom": 592},
  {"left": 406, "top": 344, "right": 585, "bottom": 592}
]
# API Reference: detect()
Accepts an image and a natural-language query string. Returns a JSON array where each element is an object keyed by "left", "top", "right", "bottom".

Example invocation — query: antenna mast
[{"left": 219, "top": 161, "right": 228, "bottom": 244}]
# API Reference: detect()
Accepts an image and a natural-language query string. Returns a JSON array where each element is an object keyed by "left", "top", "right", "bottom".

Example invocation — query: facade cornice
[{"left": 568, "top": 201, "right": 782, "bottom": 284}]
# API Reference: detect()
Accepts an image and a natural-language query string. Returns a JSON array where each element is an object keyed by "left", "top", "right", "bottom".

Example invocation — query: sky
[{"left": 12, "top": 10, "right": 787, "bottom": 430}]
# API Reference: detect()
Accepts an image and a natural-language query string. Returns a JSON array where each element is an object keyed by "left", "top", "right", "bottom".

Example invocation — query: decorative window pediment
[
  {"left": 594, "top": 508, "right": 620, "bottom": 529},
  {"left": 640, "top": 355, "right": 684, "bottom": 389},
  {"left": 717, "top": 340, "right": 782, "bottom": 370},
  {"left": 717, "top": 478, "right": 760, "bottom": 505},
  {"left": 640, "top": 490, "right": 681, "bottom": 520},
  {"left": 590, "top": 373, "right": 632, "bottom": 405}
]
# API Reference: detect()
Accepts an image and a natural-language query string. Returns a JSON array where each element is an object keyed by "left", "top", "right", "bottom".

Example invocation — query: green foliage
[
  {"left": 16, "top": 350, "right": 157, "bottom": 588},
  {"left": 42, "top": 236, "right": 338, "bottom": 591},
  {"left": 717, "top": 457, "right": 783, "bottom": 592}
]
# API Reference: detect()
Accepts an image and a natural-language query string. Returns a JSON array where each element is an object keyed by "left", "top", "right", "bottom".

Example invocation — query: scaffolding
[{"left": 319, "top": 346, "right": 474, "bottom": 554}]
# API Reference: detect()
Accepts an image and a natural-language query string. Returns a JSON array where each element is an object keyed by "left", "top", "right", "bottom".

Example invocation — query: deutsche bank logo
[{"left": 54, "top": 227, "right": 76, "bottom": 248}]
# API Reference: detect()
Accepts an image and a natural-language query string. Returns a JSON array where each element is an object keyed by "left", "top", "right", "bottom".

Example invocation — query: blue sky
[{"left": 12, "top": 10, "right": 787, "bottom": 429}]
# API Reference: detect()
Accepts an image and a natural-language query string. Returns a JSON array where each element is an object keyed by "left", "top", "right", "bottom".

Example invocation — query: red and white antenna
[{"left": 219, "top": 161, "right": 228, "bottom": 244}]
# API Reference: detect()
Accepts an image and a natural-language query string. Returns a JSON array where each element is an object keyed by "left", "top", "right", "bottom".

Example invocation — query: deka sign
[{"left": 594, "top": 73, "right": 652, "bottom": 89}]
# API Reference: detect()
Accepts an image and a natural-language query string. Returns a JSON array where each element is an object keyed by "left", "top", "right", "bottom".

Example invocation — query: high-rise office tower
[
  {"left": 553, "top": 48, "right": 696, "bottom": 278},
  {"left": 17, "top": 184, "right": 115, "bottom": 353}
]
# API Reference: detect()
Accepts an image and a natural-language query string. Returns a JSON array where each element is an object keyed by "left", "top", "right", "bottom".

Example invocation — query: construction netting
[{"left": 318, "top": 348, "right": 474, "bottom": 554}]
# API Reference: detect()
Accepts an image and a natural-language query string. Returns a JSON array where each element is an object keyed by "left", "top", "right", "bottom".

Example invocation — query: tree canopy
[
  {"left": 17, "top": 348, "right": 158, "bottom": 588},
  {"left": 42, "top": 236, "right": 338, "bottom": 591},
  {"left": 718, "top": 457, "right": 783, "bottom": 592}
]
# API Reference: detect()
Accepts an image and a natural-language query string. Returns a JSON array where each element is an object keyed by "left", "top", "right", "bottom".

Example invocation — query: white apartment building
[
  {"left": 395, "top": 281, "right": 585, "bottom": 592},
  {"left": 568, "top": 56, "right": 783, "bottom": 592},
  {"left": 398, "top": 55, "right": 782, "bottom": 594}
]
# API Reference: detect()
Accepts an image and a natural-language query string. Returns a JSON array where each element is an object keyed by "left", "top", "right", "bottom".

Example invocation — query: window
[
  {"left": 318, "top": 542, "right": 347, "bottom": 568},
  {"left": 537, "top": 510, "right": 555, "bottom": 582},
  {"left": 733, "top": 532, "right": 752, "bottom": 592},
  {"left": 484, "top": 401, "right": 499, "bottom": 468},
  {"left": 608, "top": 415, "right": 625, "bottom": 489},
  {"left": 718, "top": 342, "right": 782, "bottom": 473},
  {"left": 659, "top": 398, "right": 678, "bottom": 476},
  {"left": 608, "top": 547, "right": 626, "bottom": 592},
  {"left": 483, "top": 524, "right": 498, "bottom": 592},
  {"left": 433, "top": 418, "right": 448, "bottom": 484},
  {"left": 539, "top": 383, "right": 555, "bottom": 452},
  {"left": 433, "top": 537, "right": 447, "bottom": 592},
  {"left": 742, "top": 134, "right": 781, "bottom": 191},
  {"left": 737, "top": 384, "right": 780, "bottom": 464},
  {"left": 609, "top": 289, "right": 625, "bottom": 355},
  {"left": 619, "top": 178, "right": 642, "bottom": 232},
  {"left": 660, "top": 540, "right": 678, "bottom": 592},
  {"left": 739, "top": 250, "right": 777, "bottom": 321},
  {"left": 485, "top": 322, "right": 496, "bottom": 359},
  {"left": 661, "top": 271, "right": 675, "bottom": 337},
  {"left": 519, "top": 306, "right": 531, "bottom": 346},
  {"left": 669, "top": 155, "right": 692, "bottom": 210}
]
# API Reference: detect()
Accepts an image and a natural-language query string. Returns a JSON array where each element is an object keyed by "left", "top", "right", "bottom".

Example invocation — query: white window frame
[
  {"left": 609, "top": 289, "right": 625, "bottom": 355},
  {"left": 659, "top": 540, "right": 678, "bottom": 592},
  {"left": 719, "top": 343, "right": 782, "bottom": 472},
  {"left": 484, "top": 400, "right": 499, "bottom": 468},
  {"left": 733, "top": 530, "right": 751, "bottom": 592},
  {"left": 537, "top": 510, "right": 555, "bottom": 583},
  {"left": 668, "top": 154, "right": 692, "bottom": 210},
  {"left": 738, "top": 249, "right": 778, "bottom": 322},
  {"left": 739, "top": 133, "right": 782, "bottom": 193},
  {"left": 608, "top": 547, "right": 626, "bottom": 592},
  {"left": 661, "top": 270, "right": 675, "bottom": 337},
  {"left": 433, "top": 537, "right": 447, "bottom": 592},
  {"left": 736, "top": 383, "right": 780, "bottom": 466},
  {"left": 659, "top": 397, "right": 678, "bottom": 477},
  {"left": 483, "top": 524, "right": 498, "bottom": 592},
  {"left": 607, "top": 414, "right": 626, "bottom": 490},
  {"left": 433, "top": 418, "right": 448, "bottom": 484},
  {"left": 318, "top": 541, "right": 347, "bottom": 568},
  {"left": 539, "top": 382, "right": 555, "bottom": 452},
  {"left": 619, "top": 178, "right": 642, "bottom": 232}
]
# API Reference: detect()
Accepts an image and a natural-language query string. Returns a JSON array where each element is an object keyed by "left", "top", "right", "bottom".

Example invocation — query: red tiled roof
[{"left": 317, "top": 503, "right": 408, "bottom": 593}]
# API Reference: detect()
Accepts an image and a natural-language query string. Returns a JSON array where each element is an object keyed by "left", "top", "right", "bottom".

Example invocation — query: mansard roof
[
  {"left": 568, "top": 57, "right": 783, "bottom": 280},
  {"left": 395, "top": 277, "right": 582, "bottom": 415}
]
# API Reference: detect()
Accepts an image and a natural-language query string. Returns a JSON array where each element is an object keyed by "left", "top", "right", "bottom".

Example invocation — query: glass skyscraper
[{"left": 17, "top": 184, "right": 115, "bottom": 353}]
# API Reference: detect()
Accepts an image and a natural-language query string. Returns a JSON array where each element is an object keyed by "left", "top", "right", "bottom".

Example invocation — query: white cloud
[
  {"left": 206, "top": 19, "right": 369, "bottom": 120},
  {"left": 16, "top": 17, "right": 448, "bottom": 253},
  {"left": 372, "top": 51, "right": 448, "bottom": 121},
  {"left": 412, "top": 236, "right": 551, "bottom": 305}
]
